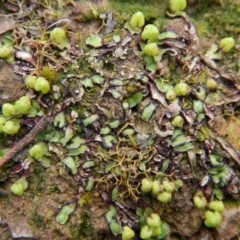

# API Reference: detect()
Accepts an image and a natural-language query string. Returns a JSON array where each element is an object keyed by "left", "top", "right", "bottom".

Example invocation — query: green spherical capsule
[
  {"left": 174, "top": 82, "right": 190, "bottom": 96},
  {"left": 50, "top": 27, "right": 67, "bottom": 45},
  {"left": 147, "top": 213, "right": 161, "bottom": 228},
  {"left": 140, "top": 225, "right": 153, "bottom": 239},
  {"left": 141, "top": 178, "right": 153, "bottom": 193},
  {"left": 129, "top": 11, "right": 145, "bottom": 28},
  {"left": 193, "top": 195, "right": 207, "bottom": 209},
  {"left": 209, "top": 200, "right": 225, "bottom": 213},
  {"left": 162, "top": 180, "right": 175, "bottom": 193},
  {"left": 166, "top": 89, "right": 177, "bottom": 101},
  {"left": 3, "top": 121, "right": 19, "bottom": 135},
  {"left": 122, "top": 226, "right": 135, "bottom": 240},
  {"left": 157, "top": 191, "right": 172, "bottom": 203},
  {"left": 204, "top": 210, "right": 222, "bottom": 228},
  {"left": 2, "top": 103, "right": 18, "bottom": 117},
  {"left": 141, "top": 24, "right": 159, "bottom": 41},
  {"left": 15, "top": 96, "right": 31, "bottom": 114},
  {"left": 205, "top": 77, "right": 217, "bottom": 91},
  {"left": 15, "top": 177, "right": 28, "bottom": 191},
  {"left": 171, "top": 115, "right": 184, "bottom": 128},
  {"left": 0, "top": 45, "right": 12, "bottom": 58},
  {"left": 29, "top": 142, "right": 48, "bottom": 159},
  {"left": 219, "top": 37, "right": 235, "bottom": 52},
  {"left": 10, "top": 183, "right": 24, "bottom": 196},
  {"left": 152, "top": 180, "right": 162, "bottom": 195},
  {"left": 144, "top": 43, "right": 159, "bottom": 56},
  {"left": 25, "top": 75, "right": 37, "bottom": 89},
  {"left": 34, "top": 77, "right": 50, "bottom": 94},
  {"left": 152, "top": 225, "right": 162, "bottom": 237},
  {"left": 169, "top": 0, "right": 187, "bottom": 13}
]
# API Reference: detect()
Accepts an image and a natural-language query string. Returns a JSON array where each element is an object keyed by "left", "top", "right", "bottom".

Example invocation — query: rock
[
  {"left": 0, "top": 15, "right": 15, "bottom": 35},
  {"left": 0, "top": 61, "right": 27, "bottom": 105},
  {"left": 164, "top": 183, "right": 203, "bottom": 236},
  {"left": 6, "top": 216, "right": 34, "bottom": 239},
  {"left": 187, "top": 226, "right": 214, "bottom": 240},
  {"left": 214, "top": 204, "right": 240, "bottom": 240}
]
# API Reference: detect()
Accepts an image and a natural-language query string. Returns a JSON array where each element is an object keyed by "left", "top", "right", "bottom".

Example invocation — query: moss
[
  {"left": 224, "top": 198, "right": 240, "bottom": 208},
  {"left": 70, "top": 212, "right": 95, "bottom": 239},
  {"left": 109, "top": 0, "right": 168, "bottom": 25},
  {"left": 29, "top": 209, "right": 44, "bottom": 228}
]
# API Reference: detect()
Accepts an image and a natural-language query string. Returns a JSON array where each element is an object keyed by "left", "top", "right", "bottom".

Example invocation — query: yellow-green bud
[
  {"left": 166, "top": 89, "right": 177, "bottom": 101},
  {"left": 169, "top": 0, "right": 187, "bottom": 13},
  {"left": 25, "top": 75, "right": 37, "bottom": 88},
  {"left": 34, "top": 77, "right": 50, "bottom": 94},
  {"left": 50, "top": 27, "right": 67, "bottom": 45},
  {"left": 157, "top": 191, "right": 172, "bottom": 203},
  {"left": 162, "top": 180, "right": 175, "bottom": 193},
  {"left": 174, "top": 82, "right": 190, "bottom": 96},
  {"left": 0, "top": 45, "right": 12, "bottom": 58},
  {"left": 122, "top": 226, "right": 135, "bottom": 240},
  {"left": 3, "top": 120, "right": 20, "bottom": 135},
  {"left": 2, "top": 103, "right": 18, "bottom": 117},
  {"left": 205, "top": 77, "right": 217, "bottom": 91},
  {"left": 209, "top": 200, "right": 225, "bottom": 213},
  {"left": 144, "top": 43, "right": 159, "bottom": 56},
  {"left": 204, "top": 210, "right": 222, "bottom": 228},
  {"left": 10, "top": 183, "right": 24, "bottom": 196},
  {"left": 15, "top": 96, "right": 31, "bottom": 115},
  {"left": 29, "top": 142, "right": 48, "bottom": 159},
  {"left": 193, "top": 194, "right": 207, "bottom": 209},
  {"left": 141, "top": 24, "right": 159, "bottom": 42},
  {"left": 147, "top": 213, "right": 161, "bottom": 228},
  {"left": 140, "top": 225, "right": 153, "bottom": 239},
  {"left": 171, "top": 115, "right": 184, "bottom": 128},
  {"left": 141, "top": 178, "right": 153, "bottom": 193},
  {"left": 219, "top": 37, "right": 235, "bottom": 52},
  {"left": 129, "top": 11, "right": 145, "bottom": 28}
]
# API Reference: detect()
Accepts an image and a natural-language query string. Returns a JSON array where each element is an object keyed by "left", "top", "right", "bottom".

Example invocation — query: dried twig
[
  {"left": 214, "top": 135, "right": 240, "bottom": 168},
  {"left": 0, "top": 115, "right": 53, "bottom": 168}
]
